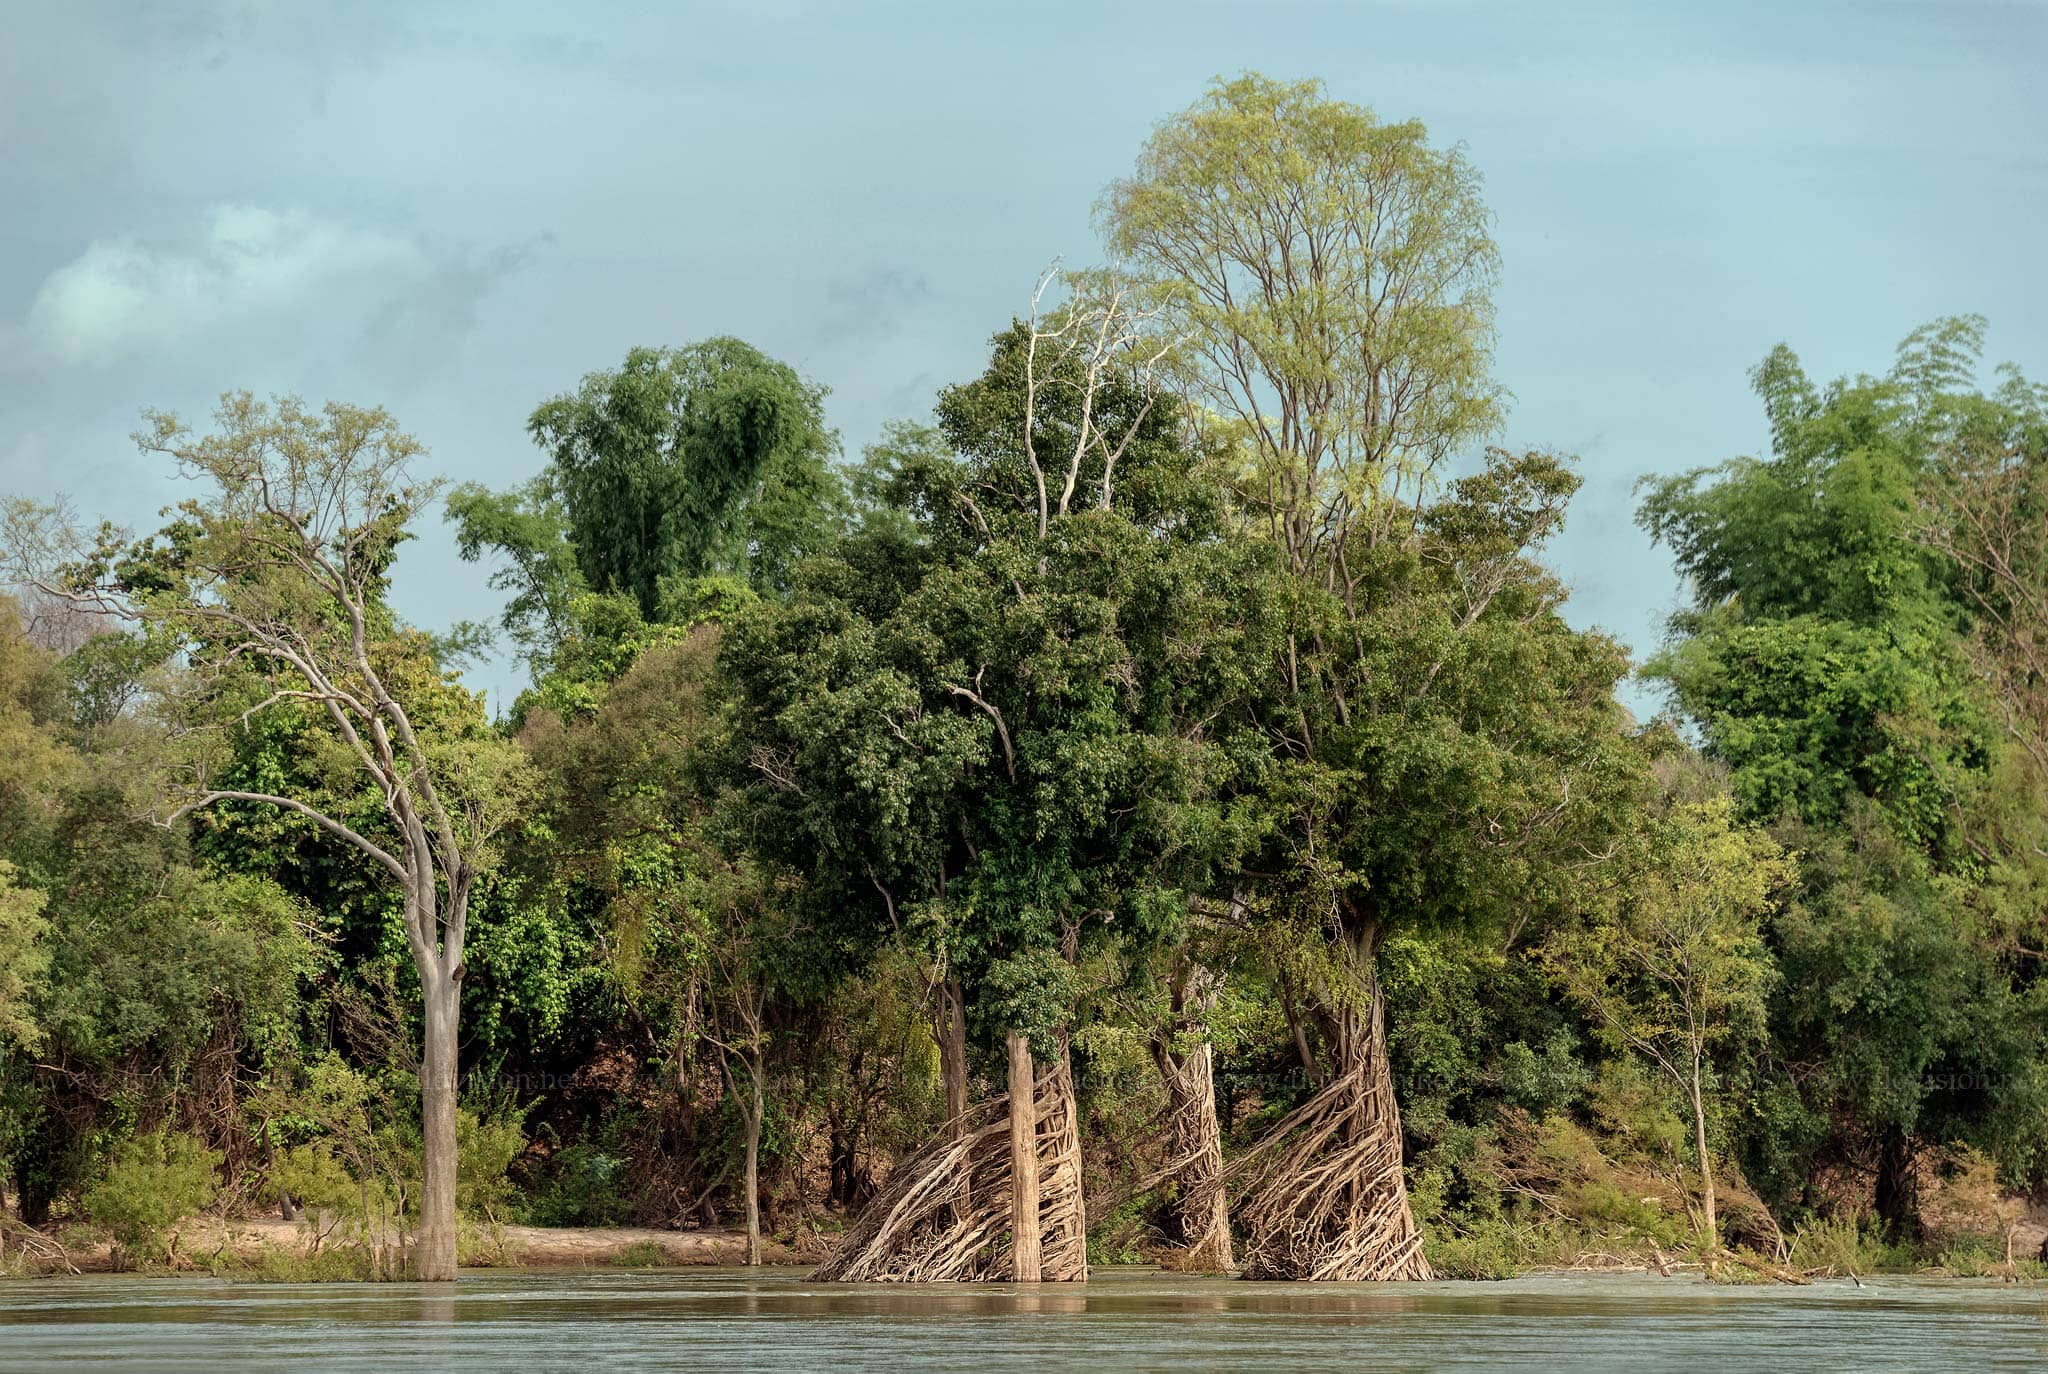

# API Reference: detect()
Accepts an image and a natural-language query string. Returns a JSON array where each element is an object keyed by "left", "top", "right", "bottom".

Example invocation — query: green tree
[
  {"left": 1097, "top": 74, "right": 1616, "bottom": 1282},
  {"left": 443, "top": 477, "right": 584, "bottom": 679},
  {"left": 1636, "top": 320, "right": 2001, "bottom": 848},
  {"left": 1101, "top": 72, "right": 1502, "bottom": 565},
  {"left": 1545, "top": 798, "right": 1791, "bottom": 1253},
  {"left": 1638, "top": 320, "right": 2048, "bottom": 1234},
  {"left": 6, "top": 394, "right": 537, "bottom": 1280},
  {"left": 721, "top": 282, "right": 1270, "bottom": 1281},
  {"left": 524, "top": 339, "right": 845, "bottom": 620},
  {"left": 0, "top": 862, "right": 48, "bottom": 1052}
]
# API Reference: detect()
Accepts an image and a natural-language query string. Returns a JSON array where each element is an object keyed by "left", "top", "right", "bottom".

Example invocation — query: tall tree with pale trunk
[{"left": 4, "top": 394, "right": 536, "bottom": 1281}]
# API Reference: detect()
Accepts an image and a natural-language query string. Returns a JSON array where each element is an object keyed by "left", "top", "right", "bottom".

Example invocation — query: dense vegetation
[{"left": 2, "top": 74, "right": 2043, "bottom": 1283}]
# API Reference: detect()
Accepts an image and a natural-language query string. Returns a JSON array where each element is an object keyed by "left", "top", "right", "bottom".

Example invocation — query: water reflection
[{"left": 0, "top": 1267, "right": 2042, "bottom": 1371}]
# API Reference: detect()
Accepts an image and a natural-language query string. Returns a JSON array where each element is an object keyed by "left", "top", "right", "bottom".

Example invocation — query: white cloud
[{"left": 24, "top": 204, "right": 487, "bottom": 369}]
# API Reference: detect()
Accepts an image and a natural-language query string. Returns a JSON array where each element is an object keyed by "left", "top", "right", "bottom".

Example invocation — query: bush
[
  {"left": 81, "top": 1129, "right": 221, "bottom": 1264},
  {"left": 1786, "top": 1214, "right": 1915, "bottom": 1275},
  {"left": 218, "top": 1246, "right": 380, "bottom": 1283},
  {"left": 1423, "top": 1222, "right": 1525, "bottom": 1280},
  {"left": 457, "top": 1104, "right": 527, "bottom": 1221},
  {"left": 524, "top": 1144, "right": 631, "bottom": 1227},
  {"left": 611, "top": 1240, "right": 665, "bottom": 1267},
  {"left": 263, "top": 1141, "right": 358, "bottom": 1217}
]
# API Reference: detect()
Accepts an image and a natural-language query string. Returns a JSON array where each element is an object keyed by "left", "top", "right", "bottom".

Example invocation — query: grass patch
[
  {"left": 611, "top": 1240, "right": 666, "bottom": 1268},
  {"left": 213, "top": 1244, "right": 383, "bottom": 1283}
]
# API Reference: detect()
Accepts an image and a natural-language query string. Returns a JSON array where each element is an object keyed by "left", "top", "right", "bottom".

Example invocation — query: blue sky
[{"left": 4, "top": 0, "right": 2043, "bottom": 715}]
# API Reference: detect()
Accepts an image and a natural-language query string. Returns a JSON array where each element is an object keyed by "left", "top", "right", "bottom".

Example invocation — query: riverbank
[{"left": 1, "top": 1216, "right": 810, "bottom": 1276}]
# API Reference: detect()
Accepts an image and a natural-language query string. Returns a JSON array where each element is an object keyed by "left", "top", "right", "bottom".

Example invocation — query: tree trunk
[
  {"left": 810, "top": 1041, "right": 1087, "bottom": 1283},
  {"left": 416, "top": 964, "right": 461, "bottom": 1282},
  {"left": 940, "top": 978, "right": 970, "bottom": 1137},
  {"left": 1007, "top": 1028, "right": 1042, "bottom": 1281},
  {"left": 1874, "top": 1128, "right": 1921, "bottom": 1242},
  {"left": 1157, "top": 1036, "right": 1233, "bottom": 1271},
  {"left": 745, "top": 1048, "right": 763, "bottom": 1267},
  {"left": 1154, "top": 960, "right": 1233, "bottom": 1272},
  {"left": 1689, "top": 1070, "right": 1717, "bottom": 1250}
]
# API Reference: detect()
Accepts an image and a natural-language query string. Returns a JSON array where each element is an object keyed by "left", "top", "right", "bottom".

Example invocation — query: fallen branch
[{"left": 0, "top": 1216, "right": 81, "bottom": 1275}]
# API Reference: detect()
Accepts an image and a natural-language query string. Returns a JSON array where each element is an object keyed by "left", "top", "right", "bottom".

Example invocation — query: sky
[{"left": 4, "top": 0, "right": 2044, "bottom": 717}]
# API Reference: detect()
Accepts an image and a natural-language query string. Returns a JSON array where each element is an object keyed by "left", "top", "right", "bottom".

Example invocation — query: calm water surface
[{"left": 1, "top": 1266, "right": 2042, "bottom": 1372}]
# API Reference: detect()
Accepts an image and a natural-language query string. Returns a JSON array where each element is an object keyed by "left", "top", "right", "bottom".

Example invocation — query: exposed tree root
[
  {"left": 814, "top": 1052, "right": 1087, "bottom": 1282},
  {"left": 1155, "top": 1034, "right": 1233, "bottom": 1272},
  {"left": 1226, "top": 969, "right": 1431, "bottom": 1281}
]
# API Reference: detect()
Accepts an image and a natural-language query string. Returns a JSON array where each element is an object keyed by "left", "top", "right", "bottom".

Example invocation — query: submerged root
[{"left": 814, "top": 1054, "right": 1086, "bottom": 1283}]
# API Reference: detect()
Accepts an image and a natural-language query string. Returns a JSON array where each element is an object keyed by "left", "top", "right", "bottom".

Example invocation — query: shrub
[
  {"left": 525, "top": 1144, "right": 631, "bottom": 1227},
  {"left": 81, "top": 1129, "right": 221, "bottom": 1264},
  {"left": 611, "top": 1240, "right": 665, "bottom": 1267},
  {"left": 457, "top": 1104, "right": 527, "bottom": 1221},
  {"left": 1786, "top": 1214, "right": 1915, "bottom": 1275}
]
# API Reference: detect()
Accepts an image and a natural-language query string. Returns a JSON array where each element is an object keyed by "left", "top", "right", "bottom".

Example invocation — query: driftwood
[
  {"left": 813, "top": 1053, "right": 1086, "bottom": 1282},
  {"left": 0, "top": 1216, "right": 81, "bottom": 1274}
]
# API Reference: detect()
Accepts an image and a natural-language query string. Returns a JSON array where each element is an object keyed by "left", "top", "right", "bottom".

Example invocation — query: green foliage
[
  {"left": 1637, "top": 321, "right": 2000, "bottom": 846},
  {"left": 715, "top": 299, "right": 1274, "bottom": 1051},
  {"left": 0, "top": 861, "right": 49, "bottom": 1051},
  {"left": 81, "top": 1129, "right": 222, "bottom": 1262},
  {"left": 1640, "top": 323, "right": 2048, "bottom": 1234},
  {"left": 221, "top": 1245, "right": 384, "bottom": 1283},
  {"left": 264, "top": 1141, "right": 358, "bottom": 1217},
  {"left": 527, "top": 339, "right": 846, "bottom": 620},
  {"left": 522, "top": 1144, "right": 631, "bottom": 1228},
  {"left": 1545, "top": 798, "right": 1788, "bottom": 1080},
  {"left": 40, "top": 868, "right": 316, "bottom": 1069},
  {"left": 445, "top": 477, "right": 585, "bottom": 676},
  {"left": 611, "top": 1239, "right": 665, "bottom": 1267},
  {"left": 1102, "top": 71, "right": 1502, "bottom": 525},
  {"left": 456, "top": 1102, "right": 527, "bottom": 1220},
  {"left": 1785, "top": 1214, "right": 1916, "bottom": 1275}
]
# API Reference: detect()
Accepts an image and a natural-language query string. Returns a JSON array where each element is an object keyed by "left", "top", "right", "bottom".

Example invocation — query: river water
[{"left": 1, "top": 1267, "right": 2042, "bottom": 1371}]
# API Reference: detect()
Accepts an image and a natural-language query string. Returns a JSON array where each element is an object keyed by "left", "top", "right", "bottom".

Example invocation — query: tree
[
  {"left": 0, "top": 863, "right": 48, "bottom": 1053},
  {"left": 687, "top": 856, "right": 804, "bottom": 1268},
  {"left": 1545, "top": 798, "right": 1790, "bottom": 1253},
  {"left": 723, "top": 277, "right": 1263, "bottom": 1281},
  {"left": 1636, "top": 320, "right": 1998, "bottom": 849},
  {"left": 443, "top": 477, "right": 584, "bottom": 680},
  {"left": 4, "top": 394, "right": 536, "bottom": 1280},
  {"left": 1638, "top": 320, "right": 2048, "bottom": 1234},
  {"left": 1100, "top": 75, "right": 1636, "bottom": 1280},
  {"left": 523, "top": 339, "right": 845, "bottom": 621},
  {"left": 1100, "top": 72, "right": 1502, "bottom": 569},
  {"left": 1917, "top": 364, "right": 2048, "bottom": 784}
]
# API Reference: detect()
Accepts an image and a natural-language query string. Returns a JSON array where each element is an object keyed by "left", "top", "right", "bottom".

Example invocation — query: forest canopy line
[{"left": 1, "top": 72, "right": 2044, "bottom": 1285}]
